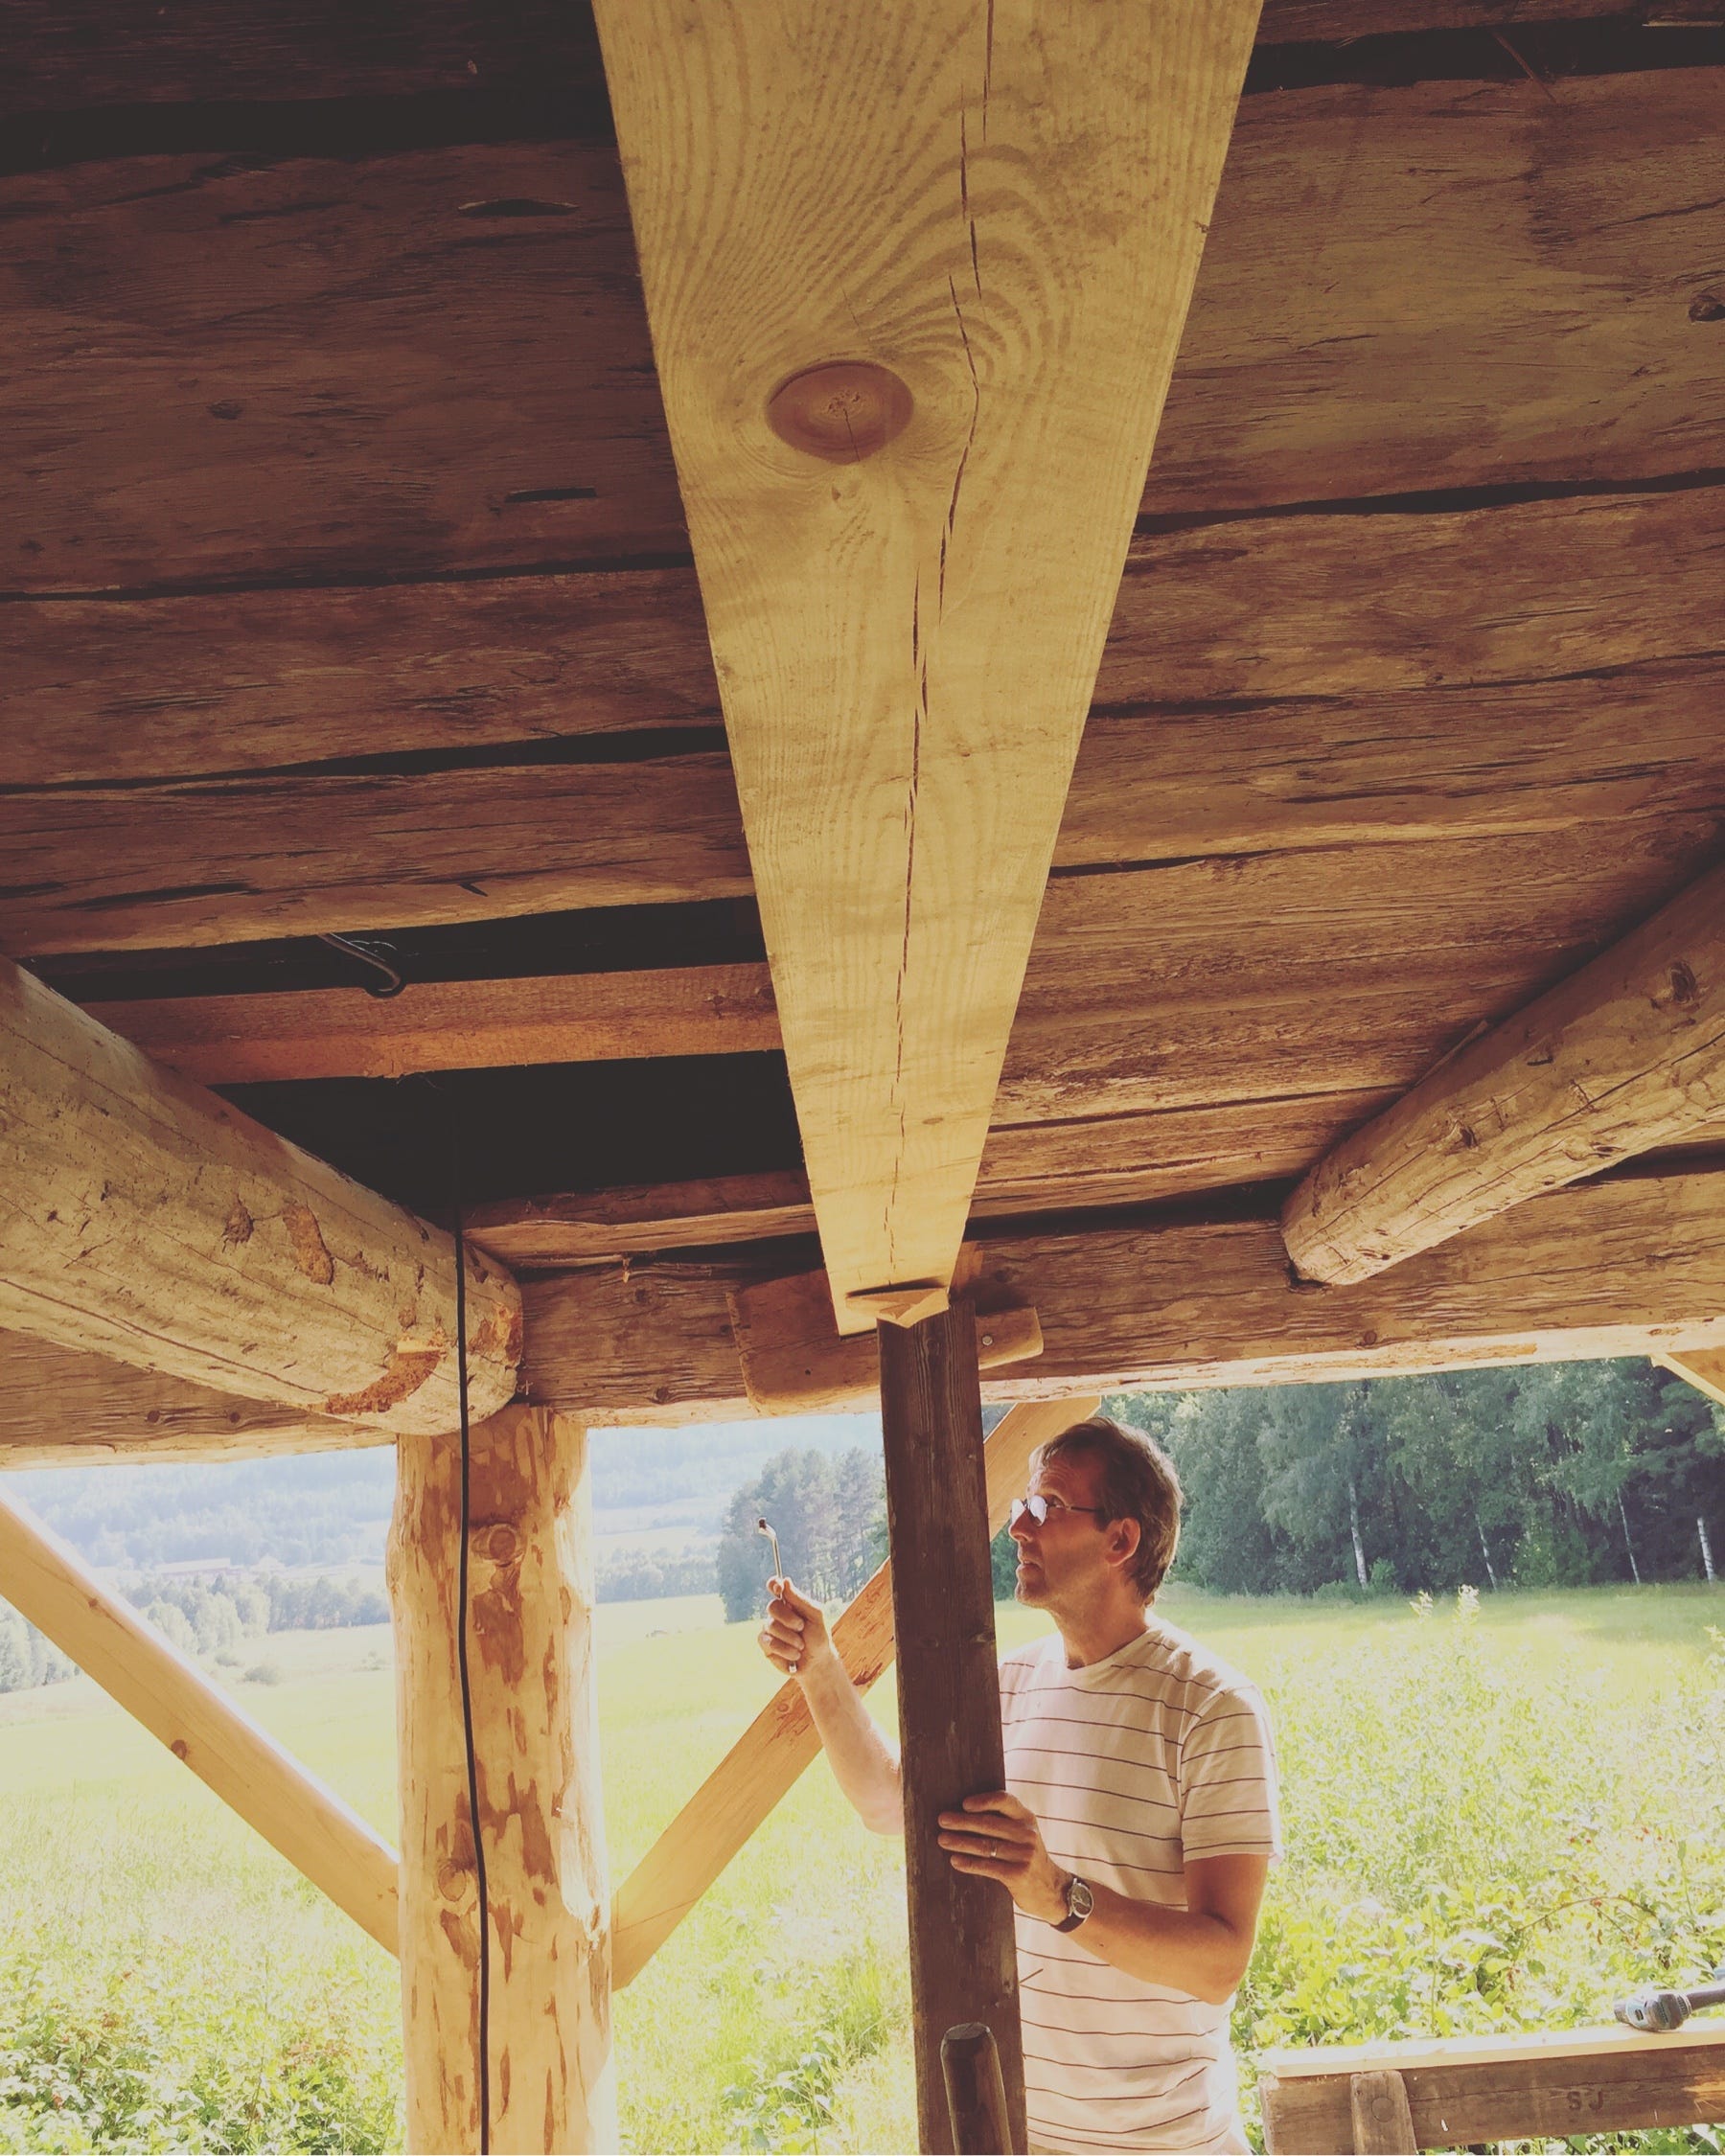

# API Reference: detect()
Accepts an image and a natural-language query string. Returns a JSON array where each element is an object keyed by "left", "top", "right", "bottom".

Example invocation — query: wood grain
[
  {"left": 1351, "top": 2071, "right": 1419, "bottom": 2155},
  {"left": 879, "top": 1307, "right": 1026, "bottom": 2155},
  {"left": 1284, "top": 858, "right": 1725, "bottom": 1284},
  {"left": 594, "top": 0, "right": 1261, "bottom": 1328},
  {"left": 3, "top": 571, "right": 718, "bottom": 790},
  {"left": 0, "top": 1331, "right": 377, "bottom": 1467},
  {"left": 610, "top": 1395, "right": 1099, "bottom": 1988},
  {"left": 389, "top": 1409, "right": 615, "bottom": 2155},
  {"left": 1258, "top": 2023, "right": 1725, "bottom": 2153},
  {"left": 0, "top": 956, "right": 519, "bottom": 1433},
  {"left": 3, "top": 73, "right": 1718, "bottom": 595},
  {"left": 86, "top": 965, "right": 779, "bottom": 1083},
  {"left": 0, "top": 1480, "right": 400, "bottom": 1952},
  {"left": 6, "top": 490, "right": 1721, "bottom": 958},
  {"left": 518, "top": 1166, "right": 1725, "bottom": 1424}
]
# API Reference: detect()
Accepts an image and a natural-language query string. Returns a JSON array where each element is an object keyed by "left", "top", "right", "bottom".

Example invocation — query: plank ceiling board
[
  {"left": 593, "top": 0, "right": 1264, "bottom": 1329},
  {"left": 4, "top": 72, "right": 1718, "bottom": 601}
]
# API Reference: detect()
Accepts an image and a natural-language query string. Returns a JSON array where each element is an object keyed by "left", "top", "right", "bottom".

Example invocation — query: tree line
[
  {"left": 717, "top": 1447, "right": 886, "bottom": 1620},
  {"left": 1111, "top": 1360, "right": 1722, "bottom": 1597},
  {"left": 0, "top": 1569, "right": 390, "bottom": 1695}
]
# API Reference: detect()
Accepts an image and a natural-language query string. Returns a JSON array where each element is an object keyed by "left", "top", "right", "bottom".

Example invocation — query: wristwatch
[{"left": 1053, "top": 1873, "right": 1094, "bottom": 1933}]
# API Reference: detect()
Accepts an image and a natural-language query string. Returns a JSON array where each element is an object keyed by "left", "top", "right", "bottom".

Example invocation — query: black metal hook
[{"left": 316, "top": 931, "right": 406, "bottom": 999}]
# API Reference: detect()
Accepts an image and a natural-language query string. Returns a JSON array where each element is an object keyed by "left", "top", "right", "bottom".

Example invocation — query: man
[{"left": 760, "top": 1414, "right": 1280, "bottom": 2154}]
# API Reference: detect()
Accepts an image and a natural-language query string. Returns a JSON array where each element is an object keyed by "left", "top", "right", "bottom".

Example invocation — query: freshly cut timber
[
  {"left": 594, "top": 0, "right": 1262, "bottom": 1330},
  {"left": 0, "top": 1482, "right": 399, "bottom": 1953},
  {"left": 0, "top": 956, "right": 518, "bottom": 1434},
  {"left": 1283, "top": 860, "right": 1725, "bottom": 1285}
]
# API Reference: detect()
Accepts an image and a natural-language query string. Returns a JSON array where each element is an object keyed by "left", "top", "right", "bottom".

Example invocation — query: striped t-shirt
[{"left": 1000, "top": 1620, "right": 1281, "bottom": 2154}]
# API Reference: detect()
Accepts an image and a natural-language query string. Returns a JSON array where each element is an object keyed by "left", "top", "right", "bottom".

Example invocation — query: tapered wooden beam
[
  {"left": 1283, "top": 860, "right": 1725, "bottom": 1285},
  {"left": 610, "top": 1395, "right": 1095, "bottom": 1988},
  {"left": 85, "top": 965, "right": 779, "bottom": 1085},
  {"left": 595, "top": 0, "right": 1262, "bottom": 1331},
  {"left": 388, "top": 1406, "right": 613, "bottom": 2155},
  {"left": 0, "top": 1481, "right": 398, "bottom": 1951},
  {"left": 880, "top": 1305, "right": 1025, "bottom": 2153},
  {"left": 0, "top": 954, "right": 518, "bottom": 1434}
]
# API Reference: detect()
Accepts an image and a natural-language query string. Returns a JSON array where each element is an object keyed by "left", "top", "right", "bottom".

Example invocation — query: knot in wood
[
  {"left": 475, "top": 1521, "right": 520, "bottom": 1567},
  {"left": 436, "top": 1856, "right": 475, "bottom": 1903},
  {"left": 767, "top": 361, "right": 913, "bottom": 464}
]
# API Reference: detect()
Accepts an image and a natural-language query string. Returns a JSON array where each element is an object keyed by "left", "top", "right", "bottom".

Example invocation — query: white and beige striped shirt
[{"left": 1000, "top": 1620, "right": 1281, "bottom": 2154}]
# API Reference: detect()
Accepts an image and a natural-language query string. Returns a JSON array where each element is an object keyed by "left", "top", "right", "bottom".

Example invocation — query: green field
[{"left": 1, "top": 1584, "right": 1721, "bottom": 2152}]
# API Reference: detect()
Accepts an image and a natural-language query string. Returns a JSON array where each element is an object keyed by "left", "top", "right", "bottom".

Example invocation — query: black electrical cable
[{"left": 449, "top": 1112, "right": 493, "bottom": 2153}]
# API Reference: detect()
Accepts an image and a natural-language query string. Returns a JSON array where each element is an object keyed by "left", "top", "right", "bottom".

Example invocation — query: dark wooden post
[
  {"left": 941, "top": 2022, "right": 1014, "bottom": 2155},
  {"left": 878, "top": 1304, "right": 1025, "bottom": 2155}
]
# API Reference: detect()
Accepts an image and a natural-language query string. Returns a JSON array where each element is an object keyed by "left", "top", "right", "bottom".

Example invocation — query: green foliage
[
  {"left": 717, "top": 1449, "right": 885, "bottom": 1621},
  {"left": 1111, "top": 1362, "right": 1724, "bottom": 1600}
]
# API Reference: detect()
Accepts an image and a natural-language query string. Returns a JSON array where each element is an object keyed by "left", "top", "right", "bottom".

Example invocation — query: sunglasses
[{"left": 1009, "top": 1494, "right": 1107, "bottom": 1529}]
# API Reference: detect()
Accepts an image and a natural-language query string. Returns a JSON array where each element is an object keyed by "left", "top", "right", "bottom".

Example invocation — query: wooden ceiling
[{"left": 5, "top": 2, "right": 1724, "bottom": 1263}]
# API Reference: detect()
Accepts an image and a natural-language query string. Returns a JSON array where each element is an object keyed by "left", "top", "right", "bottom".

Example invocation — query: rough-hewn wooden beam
[
  {"left": 86, "top": 965, "right": 778, "bottom": 1085},
  {"left": 0, "top": 1331, "right": 375, "bottom": 1468},
  {"left": 519, "top": 1167, "right": 1725, "bottom": 1425},
  {"left": 389, "top": 1407, "right": 613, "bottom": 2154},
  {"left": 0, "top": 1482, "right": 400, "bottom": 1952},
  {"left": 610, "top": 1395, "right": 1095, "bottom": 1988},
  {"left": 1283, "top": 860, "right": 1725, "bottom": 1286},
  {"left": 0, "top": 955, "right": 518, "bottom": 1434},
  {"left": 595, "top": 0, "right": 1261, "bottom": 1332},
  {"left": 9, "top": 500, "right": 1723, "bottom": 960}
]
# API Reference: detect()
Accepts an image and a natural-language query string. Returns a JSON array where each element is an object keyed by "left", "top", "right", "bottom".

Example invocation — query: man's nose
[{"left": 1009, "top": 1510, "right": 1035, "bottom": 1545}]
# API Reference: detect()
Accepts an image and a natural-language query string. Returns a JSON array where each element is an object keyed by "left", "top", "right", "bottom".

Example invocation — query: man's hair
[{"left": 1033, "top": 1416, "right": 1183, "bottom": 1602}]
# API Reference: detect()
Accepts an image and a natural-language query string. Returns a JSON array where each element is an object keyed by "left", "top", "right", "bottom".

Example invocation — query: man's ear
[{"left": 1103, "top": 1516, "right": 1141, "bottom": 1574}]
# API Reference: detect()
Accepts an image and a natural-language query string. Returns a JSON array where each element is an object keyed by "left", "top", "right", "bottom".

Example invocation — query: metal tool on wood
[
  {"left": 756, "top": 1517, "right": 795, "bottom": 1673},
  {"left": 1614, "top": 1966, "right": 1725, "bottom": 2031}
]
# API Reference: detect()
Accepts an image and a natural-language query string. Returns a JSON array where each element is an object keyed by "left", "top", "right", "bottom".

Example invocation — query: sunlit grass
[{"left": 1, "top": 1586, "right": 1720, "bottom": 2150}]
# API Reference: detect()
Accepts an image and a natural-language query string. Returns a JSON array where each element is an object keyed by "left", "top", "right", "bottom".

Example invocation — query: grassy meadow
[{"left": 0, "top": 1584, "right": 1721, "bottom": 2152}]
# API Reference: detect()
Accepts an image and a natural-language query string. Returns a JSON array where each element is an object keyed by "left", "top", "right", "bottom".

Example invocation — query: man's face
[{"left": 1009, "top": 1450, "right": 1113, "bottom": 1610}]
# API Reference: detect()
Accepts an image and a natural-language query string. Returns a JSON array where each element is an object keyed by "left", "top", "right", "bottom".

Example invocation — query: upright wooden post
[
  {"left": 879, "top": 1306, "right": 1026, "bottom": 2156},
  {"left": 387, "top": 1405, "right": 614, "bottom": 2156}
]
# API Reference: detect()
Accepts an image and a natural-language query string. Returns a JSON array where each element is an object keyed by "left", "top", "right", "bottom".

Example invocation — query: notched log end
[{"left": 322, "top": 1346, "right": 444, "bottom": 1419}]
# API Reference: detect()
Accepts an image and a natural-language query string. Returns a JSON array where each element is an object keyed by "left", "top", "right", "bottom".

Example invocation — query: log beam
[
  {"left": 1282, "top": 860, "right": 1725, "bottom": 1285},
  {"left": 0, "top": 955, "right": 519, "bottom": 1435},
  {"left": 595, "top": 0, "right": 1261, "bottom": 1332},
  {"left": 880, "top": 1306, "right": 1026, "bottom": 2154},
  {"left": 0, "top": 1481, "right": 399, "bottom": 1952},
  {"left": 610, "top": 1395, "right": 1096, "bottom": 1988},
  {"left": 388, "top": 1405, "right": 613, "bottom": 2155},
  {"left": 518, "top": 1167, "right": 1725, "bottom": 1427}
]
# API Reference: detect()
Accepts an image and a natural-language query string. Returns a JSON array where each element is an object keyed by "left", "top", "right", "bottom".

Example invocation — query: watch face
[{"left": 1069, "top": 1876, "right": 1093, "bottom": 1919}]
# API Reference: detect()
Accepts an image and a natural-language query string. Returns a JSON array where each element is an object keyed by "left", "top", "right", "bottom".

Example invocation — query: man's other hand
[
  {"left": 937, "top": 1790, "right": 1067, "bottom": 1924},
  {"left": 759, "top": 1576, "right": 834, "bottom": 1680}
]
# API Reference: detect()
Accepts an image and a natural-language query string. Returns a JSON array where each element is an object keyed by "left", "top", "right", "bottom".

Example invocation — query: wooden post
[
  {"left": 387, "top": 1405, "right": 613, "bottom": 2156},
  {"left": 0, "top": 1481, "right": 399, "bottom": 1952},
  {"left": 1349, "top": 2070, "right": 1420, "bottom": 2154},
  {"left": 941, "top": 2023, "right": 1014, "bottom": 2156},
  {"left": 878, "top": 1305, "right": 1025, "bottom": 2156}
]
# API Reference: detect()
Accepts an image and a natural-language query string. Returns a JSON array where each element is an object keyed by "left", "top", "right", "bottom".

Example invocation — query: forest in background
[
  {"left": 713, "top": 1363, "right": 1723, "bottom": 1619},
  {"left": 5, "top": 1360, "right": 1721, "bottom": 1692}
]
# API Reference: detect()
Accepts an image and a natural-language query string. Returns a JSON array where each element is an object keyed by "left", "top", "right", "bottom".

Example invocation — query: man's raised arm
[{"left": 762, "top": 1577, "right": 903, "bottom": 1836}]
